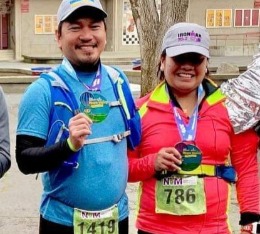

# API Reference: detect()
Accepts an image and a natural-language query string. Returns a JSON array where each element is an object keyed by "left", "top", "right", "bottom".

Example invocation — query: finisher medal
[
  {"left": 175, "top": 142, "right": 202, "bottom": 171},
  {"left": 80, "top": 91, "right": 110, "bottom": 123}
]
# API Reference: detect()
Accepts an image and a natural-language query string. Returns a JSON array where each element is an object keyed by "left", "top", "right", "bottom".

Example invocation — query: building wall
[
  {"left": 9, "top": 3, "right": 15, "bottom": 50},
  {"left": 103, "top": 0, "right": 115, "bottom": 52},
  {"left": 12, "top": 0, "right": 260, "bottom": 60},
  {"left": 16, "top": 0, "right": 140, "bottom": 59},
  {"left": 188, "top": 0, "right": 260, "bottom": 56},
  {"left": 19, "top": 0, "right": 60, "bottom": 58},
  {"left": 116, "top": 0, "right": 140, "bottom": 52}
]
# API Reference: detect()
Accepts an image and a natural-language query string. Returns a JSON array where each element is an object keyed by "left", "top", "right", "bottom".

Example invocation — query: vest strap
[
  {"left": 155, "top": 164, "right": 236, "bottom": 183},
  {"left": 84, "top": 130, "right": 131, "bottom": 145},
  {"left": 109, "top": 100, "right": 121, "bottom": 107}
]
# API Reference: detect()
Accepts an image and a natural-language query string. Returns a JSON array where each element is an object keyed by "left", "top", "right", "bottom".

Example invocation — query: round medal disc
[
  {"left": 175, "top": 142, "right": 202, "bottom": 171},
  {"left": 80, "top": 92, "right": 109, "bottom": 123}
]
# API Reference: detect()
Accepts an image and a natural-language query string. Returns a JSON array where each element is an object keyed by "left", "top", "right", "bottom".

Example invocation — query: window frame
[
  {"left": 206, "top": 9, "right": 232, "bottom": 28},
  {"left": 234, "top": 9, "right": 260, "bottom": 27}
]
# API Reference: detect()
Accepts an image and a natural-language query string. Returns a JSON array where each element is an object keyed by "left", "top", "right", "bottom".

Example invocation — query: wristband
[{"left": 67, "top": 138, "right": 79, "bottom": 152}]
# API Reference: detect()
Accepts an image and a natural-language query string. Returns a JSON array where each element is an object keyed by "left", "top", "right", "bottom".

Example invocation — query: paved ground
[
  {"left": 0, "top": 93, "right": 141, "bottom": 234},
  {"left": 0, "top": 56, "right": 258, "bottom": 233},
  {"left": 0, "top": 93, "right": 244, "bottom": 234}
]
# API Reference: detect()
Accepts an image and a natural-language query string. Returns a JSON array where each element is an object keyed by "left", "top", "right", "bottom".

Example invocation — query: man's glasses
[{"left": 173, "top": 53, "right": 206, "bottom": 66}]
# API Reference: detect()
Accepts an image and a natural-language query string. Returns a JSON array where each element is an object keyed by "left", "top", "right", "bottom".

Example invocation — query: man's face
[{"left": 56, "top": 17, "right": 106, "bottom": 67}]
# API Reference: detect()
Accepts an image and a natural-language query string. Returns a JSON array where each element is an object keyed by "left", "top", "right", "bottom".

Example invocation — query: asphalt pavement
[
  {"left": 0, "top": 56, "right": 258, "bottom": 234},
  {"left": 0, "top": 93, "right": 140, "bottom": 234}
]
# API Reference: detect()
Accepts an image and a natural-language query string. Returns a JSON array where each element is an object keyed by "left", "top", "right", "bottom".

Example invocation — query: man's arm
[{"left": 16, "top": 135, "right": 74, "bottom": 174}]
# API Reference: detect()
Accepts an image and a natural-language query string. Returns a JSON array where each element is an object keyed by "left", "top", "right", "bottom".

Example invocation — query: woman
[{"left": 128, "top": 22, "right": 260, "bottom": 234}]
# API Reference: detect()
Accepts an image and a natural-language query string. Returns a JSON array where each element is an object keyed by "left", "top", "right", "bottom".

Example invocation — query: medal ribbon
[
  {"left": 171, "top": 84, "right": 204, "bottom": 141},
  {"left": 61, "top": 58, "right": 102, "bottom": 92},
  {"left": 81, "top": 65, "right": 102, "bottom": 91}
]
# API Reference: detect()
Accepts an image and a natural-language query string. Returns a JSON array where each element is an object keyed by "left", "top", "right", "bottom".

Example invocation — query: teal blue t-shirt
[{"left": 16, "top": 63, "right": 129, "bottom": 226}]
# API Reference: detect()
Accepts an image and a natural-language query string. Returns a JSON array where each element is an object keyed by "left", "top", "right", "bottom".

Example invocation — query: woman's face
[{"left": 161, "top": 52, "right": 208, "bottom": 96}]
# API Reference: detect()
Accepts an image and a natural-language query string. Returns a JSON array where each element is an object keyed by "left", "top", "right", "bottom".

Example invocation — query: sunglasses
[{"left": 173, "top": 53, "right": 206, "bottom": 66}]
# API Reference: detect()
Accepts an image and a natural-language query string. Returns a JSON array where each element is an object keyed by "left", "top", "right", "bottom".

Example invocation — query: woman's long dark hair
[{"left": 157, "top": 50, "right": 166, "bottom": 81}]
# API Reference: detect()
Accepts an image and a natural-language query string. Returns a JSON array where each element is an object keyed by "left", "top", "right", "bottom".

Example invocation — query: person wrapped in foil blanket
[{"left": 220, "top": 52, "right": 260, "bottom": 134}]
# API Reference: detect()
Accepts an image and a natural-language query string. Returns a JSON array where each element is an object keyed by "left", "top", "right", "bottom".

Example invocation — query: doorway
[{"left": 0, "top": 14, "right": 9, "bottom": 49}]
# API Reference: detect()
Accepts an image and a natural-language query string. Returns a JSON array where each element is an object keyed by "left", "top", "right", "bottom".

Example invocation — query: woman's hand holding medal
[
  {"left": 68, "top": 113, "right": 93, "bottom": 151},
  {"left": 155, "top": 147, "right": 182, "bottom": 172}
]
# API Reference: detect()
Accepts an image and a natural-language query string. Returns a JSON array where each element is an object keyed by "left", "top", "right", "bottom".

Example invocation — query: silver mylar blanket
[{"left": 220, "top": 53, "right": 260, "bottom": 134}]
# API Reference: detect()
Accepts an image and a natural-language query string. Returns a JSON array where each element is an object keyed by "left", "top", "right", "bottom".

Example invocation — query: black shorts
[{"left": 138, "top": 230, "right": 153, "bottom": 234}]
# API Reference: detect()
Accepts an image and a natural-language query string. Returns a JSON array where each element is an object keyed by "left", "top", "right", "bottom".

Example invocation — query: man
[
  {"left": 0, "top": 87, "right": 10, "bottom": 179},
  {"left": 16, "top": 0, "right": 140, "bottom": 233}
]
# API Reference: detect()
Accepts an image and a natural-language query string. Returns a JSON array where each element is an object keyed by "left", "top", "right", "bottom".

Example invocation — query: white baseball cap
[
  {"left": 57, "top": 0, "right": 107, "bottom": 25},
  {"left": 162, "top": 22, "right": 210, "bottom": 58}
]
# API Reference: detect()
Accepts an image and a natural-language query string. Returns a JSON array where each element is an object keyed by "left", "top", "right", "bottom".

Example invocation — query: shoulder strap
[
  {"left": 104, "top": 65, "right": 141, "bottom": 149},
  {"left": 104, "top": 65, "right": 136, "bottom": 119},
  {"left": 41, "top": 71, "right": 80, "bottom": 114},
  {"left": 47, "top": 71, "right": 70, "bottom": 91}
]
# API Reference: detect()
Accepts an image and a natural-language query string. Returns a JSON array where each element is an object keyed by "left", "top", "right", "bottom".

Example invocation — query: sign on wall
[
  {"left": 122, "top": 0, "right": 139, "bottom": 45},
  {"left": 35, "top": 15, "right": 57, "bottom": 34},
  {"left": 21, "top": 0, "right": 29, "bottom": 13},
  {"left": 207, "top": 8, "right": 260, "bottom": 28},
  {"left": 206, "top": 9, "right": 232, "bottom": 28},
  {"left": 122, "top": 0, "right": 161, "bottom": 45},
  {"left": 235, "top": 9, "right": 260, "bottom": 27}
]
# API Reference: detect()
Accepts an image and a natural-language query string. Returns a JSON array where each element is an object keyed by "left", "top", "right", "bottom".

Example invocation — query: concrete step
[
  {"left": 101, "top": 51, "right": 139, "bottom": 65},
  {"left": 101, "top": 59, "right": 132, "bottom": 65},
  {"left": 22, "top": 51, "right": 140, "bottom": 65},
  {"left": 0, "top": 50, "right": 14, "bottom": 60}
]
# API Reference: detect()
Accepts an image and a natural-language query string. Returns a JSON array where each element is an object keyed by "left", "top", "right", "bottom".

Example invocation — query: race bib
[
  {"left": 155, "top": 175, "right": 206, "bottom": 215},
  {"left": 73, "top": 205, "right": 119, "bottom": 234}
]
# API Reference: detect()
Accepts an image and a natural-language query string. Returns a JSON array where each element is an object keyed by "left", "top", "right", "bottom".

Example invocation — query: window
[
  {"left": 206, "top": 9, "right": 232, "bottom": 28},
  {"left": 35, "top": 15, "right": 57, "bottom": 34},
  {"left": 234, "top": 9, "right": 260, "bottom": 27}
]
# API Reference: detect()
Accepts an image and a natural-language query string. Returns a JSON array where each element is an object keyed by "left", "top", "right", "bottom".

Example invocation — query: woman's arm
[{"left": 230, "top": 129, "right": 260, "bottom": 225}]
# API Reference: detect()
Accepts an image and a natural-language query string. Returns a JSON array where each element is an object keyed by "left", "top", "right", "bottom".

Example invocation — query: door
[{"left": 0, "top": 14, "right": 9, "bottom": 49}]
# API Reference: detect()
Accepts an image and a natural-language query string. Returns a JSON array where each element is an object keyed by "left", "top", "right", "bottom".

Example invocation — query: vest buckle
[{"left": 112, "top": 133, "right": 124, "bottom": 143}]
